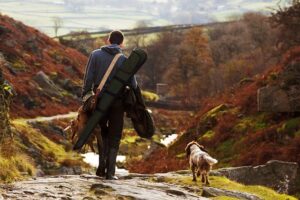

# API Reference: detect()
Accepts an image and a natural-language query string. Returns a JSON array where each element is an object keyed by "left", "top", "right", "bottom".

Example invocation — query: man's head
[{"left": 108, "top": 30, "right": 124, "bottom": 45}]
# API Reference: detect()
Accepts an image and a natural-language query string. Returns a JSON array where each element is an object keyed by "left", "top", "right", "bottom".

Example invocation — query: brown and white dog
[{"left": 185, "top": 141, "right": 218, "bottom": 185}]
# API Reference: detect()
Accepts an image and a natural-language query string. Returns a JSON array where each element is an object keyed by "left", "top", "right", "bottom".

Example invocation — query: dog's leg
[
  {"left": 206, "top": 172, "right": 210, "bottom": 185},
  {"left": 201, "top": 172, "right": 205, "bottom": 183},
  {"left": 202, "top": 172, "right": 209, "bottom": 185},
  {"left": 196, "top": 169, "right": 200, "bottom": 177},
  {"left": 191, "top": 164, "right": 197, "bottom": 182}
]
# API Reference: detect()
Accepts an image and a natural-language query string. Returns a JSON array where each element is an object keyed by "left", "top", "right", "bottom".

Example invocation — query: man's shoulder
[{"left": 91, "top": 49, "right": 103, "bottom": 56}]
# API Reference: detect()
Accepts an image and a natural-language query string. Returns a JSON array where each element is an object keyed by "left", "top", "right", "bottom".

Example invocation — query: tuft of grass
[
  {"left": 0, "top": 121, "right": 88, "bottom": 181},
  {"left": 159, "top": 175, "right": 297, "bottom": 200},
  {"left": 233, "top": 116, "right": 267, "bottom": 134},
  {"left": 0, "top": 154, "right": 35, "bottom": 182},
  {"left": 141, "top": 90, "right": 159, "bottom": 102},
  {"left": 205, "top": 104, "right": 228, "bottom": 119},
  {"left": 277, "top": 117, "right": 300, "bottom": 137},
  {"left": 209, "top": 176, "right": 297, "bottom": 200},
  {"left": 200, "top": 130, "right": 215, "bottom": 140}
]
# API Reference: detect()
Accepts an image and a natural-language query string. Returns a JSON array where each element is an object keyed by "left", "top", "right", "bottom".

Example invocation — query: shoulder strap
[{"left": 96, "top": 53, "right": 122, "bottom": 93}]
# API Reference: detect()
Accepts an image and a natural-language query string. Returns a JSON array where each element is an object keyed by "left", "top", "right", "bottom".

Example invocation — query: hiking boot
[
  {"left": 106, "top": 148, "right": 119, "bottom": 180},
  {"left": 96, "top": 134, "right": 108, "bottom": 177},
  {"left": 96, "top": 162, "right": 106, "bottom": 177}
]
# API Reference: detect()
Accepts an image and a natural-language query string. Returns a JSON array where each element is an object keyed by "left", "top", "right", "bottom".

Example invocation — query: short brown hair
[{"left": 108, "top": 30, "right": 124, "bottom": 45}]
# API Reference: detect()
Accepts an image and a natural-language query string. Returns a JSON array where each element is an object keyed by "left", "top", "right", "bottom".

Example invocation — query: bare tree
[{"left": 53, "top": 17, "right": 64, "bottom": 37}]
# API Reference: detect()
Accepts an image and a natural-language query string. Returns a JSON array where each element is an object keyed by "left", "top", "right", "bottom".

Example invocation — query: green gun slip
[{"left": 73, "top": 48, "right": 147, "bottom": 150}]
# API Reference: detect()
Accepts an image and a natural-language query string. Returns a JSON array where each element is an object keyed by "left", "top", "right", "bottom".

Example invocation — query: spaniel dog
[{"left": 185, "top": 141, "right": 218, "bottom": 185}]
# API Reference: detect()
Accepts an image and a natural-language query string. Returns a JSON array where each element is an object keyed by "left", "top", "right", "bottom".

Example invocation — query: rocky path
[
  {"left": 0, "top": 174, "right": 207, "bottom": 200},
  {"left": 13, "top": 112, "right": 77, "bottom": 124}
]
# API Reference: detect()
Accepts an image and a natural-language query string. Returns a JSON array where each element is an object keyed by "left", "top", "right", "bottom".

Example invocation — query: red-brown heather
[
  {"left": 128, "top": 47, "right": 300, "bottom": 174},
  {"left": 0, "top": 14, "right": 87, "bottom": 118}
]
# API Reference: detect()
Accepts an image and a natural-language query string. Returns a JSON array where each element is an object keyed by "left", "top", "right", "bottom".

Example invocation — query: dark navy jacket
[{"left": 82, "top": 44, "right": 137, "bottom": 98}]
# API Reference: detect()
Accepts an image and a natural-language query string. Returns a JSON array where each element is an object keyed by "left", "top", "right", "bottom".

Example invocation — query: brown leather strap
[{"left": 96, "top": 53, "right": 122, "bottom": 94}]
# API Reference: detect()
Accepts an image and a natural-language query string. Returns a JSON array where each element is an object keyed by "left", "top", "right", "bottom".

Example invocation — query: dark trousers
[
  {"left": 97, "top": 99, "right": 124, "bottom": 176},
  {"left": 100, "top": 99, "right": 124, "bottom": 149}
]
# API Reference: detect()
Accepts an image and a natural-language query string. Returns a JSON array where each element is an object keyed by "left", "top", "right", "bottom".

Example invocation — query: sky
[{"left": 0, "top": 0, "right": 291, "bottom": 37}]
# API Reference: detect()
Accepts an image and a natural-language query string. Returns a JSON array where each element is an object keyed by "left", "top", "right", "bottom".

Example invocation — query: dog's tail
[{"left": 204, "top": 155, "right": 218, "bottom": 165}]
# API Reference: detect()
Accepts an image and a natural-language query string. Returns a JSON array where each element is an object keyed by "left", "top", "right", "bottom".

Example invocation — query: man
[{"left": 82, "top": 30, "right": 137, "bottom": 180}]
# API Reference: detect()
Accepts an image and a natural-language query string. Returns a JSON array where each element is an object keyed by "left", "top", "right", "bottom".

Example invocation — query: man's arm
[{"left": 82, "top": 52, "right": 96, "bottom": 98}]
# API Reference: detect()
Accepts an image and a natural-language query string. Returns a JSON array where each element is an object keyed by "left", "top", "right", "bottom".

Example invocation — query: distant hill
[
  {"left": 0, "top": 14, "right": 87, "bottom": 118},
  {"left": 0, "top": 0, "right": 288, "bottom": 37}
]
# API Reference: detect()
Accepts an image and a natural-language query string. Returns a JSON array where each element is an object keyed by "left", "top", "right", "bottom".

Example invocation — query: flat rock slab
[
  {"left": 202, "top": 187, "right": 262, "bottom": 200},
  {"left": 210, "top": 160, "right": 298, "bottom": 194},
  {"left": 0, "top": 174, "right": 208, "bottom": 200}
]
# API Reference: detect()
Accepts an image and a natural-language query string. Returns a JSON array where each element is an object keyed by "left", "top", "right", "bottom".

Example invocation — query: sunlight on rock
[
  {"left": 82, "top": 152, "right": 128, "bottom": 174},
  {"left": 82, "top": 152, "right": 98, "bottom": 168},
  {"left": 160, "top": 134, "right": 178, "bottom": 146}
]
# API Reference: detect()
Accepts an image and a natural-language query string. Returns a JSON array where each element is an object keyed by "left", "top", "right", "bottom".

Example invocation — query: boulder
[
  {"left": 211, "top": 160, "right": 298, "bottom": 194},
  {"left": 64, "top": 66, "right": 76, "bottom": 76},
  {"left": 33, "top": 71, "right": 63, "bottom": 98},
  {"left": 258, "top": 61, "right": 300, "bottom": 112},
  {"left": 257, "top": 86, "right": 291, "bottom": 112},
  {"left": 51, "top": 73, "right": 81, "bottom": 97},
  {"left": 20, "top": 95, "right": 37, "bottom": 109},
  {"left": 202, "top": 187, "right": 262, "bottom": 200}
]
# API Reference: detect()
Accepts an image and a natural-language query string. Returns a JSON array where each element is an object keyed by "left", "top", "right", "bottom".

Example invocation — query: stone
[
  {"left": 51, "top": 73, "right": 81, "bottom": 97},
  {"left": 60, "top": 167, "right": 74, "bottom": 175},
  {"left": 202, "top": 187, "right": 262, "bottom": 200},
  {"left": 64, "top": 66, "right": 76, "bottom": 76},
  {"left": 211, "top": 160, "right": 298, "bottom": 194},
  {"left": 33, "top": 71, "right": 63, "bottom": 98},
  {"left": 94, "top": 188, "right": 109, "bottom": 196},
  {"left": 19, "top": 95, "right": 37, "bottom": 109},
  {"left": 73, "top": 166, "right": 82, "bottom": 175},
  {"left": 258, "top": 86, "right": 291, "bottom": 112},
  {"left": 35, "top": 168, "right": 45, "bottom": 177},
  {"left": 61, "top": 197, "right": 72, "bottom": 200},
  {"left": 23, "top": 190, "right": 35, "bottom": 195},
  {"left": 258, "top": 61, "right": 300, "bottom": 112},
  {"left": 165, "top": 189, "right": 186, "bottom": 196},
  {"left": 82, "top": 197, "right": 96, "bottom": 200}
]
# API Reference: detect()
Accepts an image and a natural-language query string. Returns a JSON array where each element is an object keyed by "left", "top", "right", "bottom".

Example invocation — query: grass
[
  {"left": 0, "top": 139, "right": 35, "bottom": 182},
  {"left": 205, "top": 104, "right": 228, "bottom": 119},
  {"left": 0, "top": 120, "right": 88, "bottom": 182},
  {"left": 233, "top": 115, "right": 268, "bottom": 134},
  {"left": 277, "top": 117, "right": 300, "bottom": 137},
  {"left": 158, "top": 175, "right": 297, "bottom": 200},
  {"left": 200, "top": 130, "right": 215, "bottom": 139},
  {"left": 141, "top": 90, "right": 159, "bottom": 102}
]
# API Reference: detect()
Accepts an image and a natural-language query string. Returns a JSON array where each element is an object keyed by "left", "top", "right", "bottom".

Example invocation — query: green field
[
  {"left": 0, "top": 0, "right": 169, "bottom": 37},
  {"left": 0, "top": 0, "right": 289, "bottom": 37}
]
